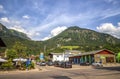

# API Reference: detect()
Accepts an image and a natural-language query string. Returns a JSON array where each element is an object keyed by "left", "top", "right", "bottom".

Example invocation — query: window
[{"left": 106, "top": 57, "right": 114, "bottom": 63}]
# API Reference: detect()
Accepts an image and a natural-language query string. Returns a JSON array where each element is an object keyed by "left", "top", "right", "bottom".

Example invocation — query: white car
[{"left": 92, "top": 62, "right": 103, "bottom": 67}]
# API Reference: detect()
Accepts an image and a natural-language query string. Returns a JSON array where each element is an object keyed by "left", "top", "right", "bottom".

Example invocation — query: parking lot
[{"left": 0, "top": 64, "right": 120, "bottom": 79}]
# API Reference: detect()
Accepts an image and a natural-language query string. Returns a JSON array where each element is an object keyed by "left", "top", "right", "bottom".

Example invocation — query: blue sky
[{"left": 0, "top": 0, "right": 120, "bottom": 40}]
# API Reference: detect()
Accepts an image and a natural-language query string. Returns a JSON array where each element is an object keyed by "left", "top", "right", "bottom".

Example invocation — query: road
[{"left": 0, "top": 66, "right": 120, "bottom": 79}]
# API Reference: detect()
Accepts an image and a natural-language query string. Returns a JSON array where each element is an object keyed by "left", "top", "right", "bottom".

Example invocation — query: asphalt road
[{"left": 0, "top": 66, "right": 120, "bottom": 79}]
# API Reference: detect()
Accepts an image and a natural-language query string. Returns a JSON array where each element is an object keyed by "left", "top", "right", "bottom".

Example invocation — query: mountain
[
  {"left": 0, "top": 23, "right": 30, "bottom": 40},
  {"left": 0, "top": 23, "right": 120, "bottom": 54},
  {"left": 0, "top": 23, "right": 31, "bottom": 48},
  {"left": 43, "top": 26, "right": 120, "bottom": 52},
  {"left": 0, "top": 23, "right": 43, "bottom": 55}
]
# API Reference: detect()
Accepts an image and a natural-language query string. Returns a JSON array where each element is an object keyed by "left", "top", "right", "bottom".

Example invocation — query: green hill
[
  {"left": 0, "top": 23, "right": 43, "bottom": 55},
  {"left": 43, "top": 26, "right": 120, "bottom": 53},
  {"left": 0, "top": 23, "right": 30, "bottom": 40},
  {"left": 0, "top": 23, "right": 120, "bottom": 55}
]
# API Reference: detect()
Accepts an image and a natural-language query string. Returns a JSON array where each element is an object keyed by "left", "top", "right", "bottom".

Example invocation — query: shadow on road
[
  {"left": 51, "top": 76, "right": 71, "bottom": 79},
  {"left": 95, "top": 66, "right": 120, "bottom": 71}
]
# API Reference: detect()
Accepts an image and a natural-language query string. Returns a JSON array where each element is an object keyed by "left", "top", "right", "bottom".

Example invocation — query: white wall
[{"left": 52, "top": 54, "right": 69, "bottom": 62}]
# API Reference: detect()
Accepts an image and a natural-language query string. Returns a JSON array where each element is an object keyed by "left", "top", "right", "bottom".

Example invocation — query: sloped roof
[
  {"left": 65, "top": 50, "right": 82, "bottom": 54},
  {"left": 70, "top": 49, "right": 115, "bottom": 57},
  {"left": 49, "top": 52, "right": 74, "bottom": 56},
  {"left": 50, "top": 53, "right": 63, "bottom": 55},
  {"left": 0, "top": 38, "right": 6, "bottom": 47}
]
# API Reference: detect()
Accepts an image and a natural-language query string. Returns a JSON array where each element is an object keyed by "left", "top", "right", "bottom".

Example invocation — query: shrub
[
  {"left": 1, "top": 60, "right": 14, "bottom": 70},
  {"left": 30, "top": 62, "right": 35, "bottom": 69}
]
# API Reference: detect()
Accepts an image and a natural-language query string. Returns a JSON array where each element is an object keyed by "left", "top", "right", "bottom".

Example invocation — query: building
[
  {"left": 49, "top": 53, "right": 68, "bottom": 62},
  {"left": 69, "top": 49, "right": 116, "bottom": 64},
  {"left": 49, "top": 50, "right": 81, "bottom": 62}
]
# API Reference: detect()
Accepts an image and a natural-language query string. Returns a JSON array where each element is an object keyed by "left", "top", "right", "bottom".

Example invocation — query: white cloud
[
  {"left": 97, "top": 22, "right": 120, "bottom": 39},
  {"left": 0, "top": 17, "right": 22, "bottom": 29},
  {"left": 6, "top": 0, "right": 119, "bottom": 41},
  {"left": 32, "top": 13, "right": 83, "bottom": 32},
  {"left": 0, "top": 17, "right": 10, "bottom": 23},
  {"left": 0, "top": 17, "right": 41, "bottom": 39},
  {"left": 104, "top": 0, "right": 118, "bottom": 4},
  {"left": 0, "top": 5, "right": 3, "bottom": 9},
  {"left": 101, "top": 9, "right": 120, "bottom": 19},
  {"left": 51, "top": 26, "right": 67, "bottom": 36},
  {"left": 118, "top": 22, "right": 120, "bottom": 26},
  {"left": 27, "top": 31, "right": 40, "bottom": 37},
  {"left": 42, "top": 26, "right": 67, "bottom": 41},
  {"left": 0, "top": 4, "right": 6, "bottom": 13},
  {"left": 1, "top": 1, "right": 120, "bottom": 41},
  {"left": 10, "top": 25, "right": 27, "bottom": 33},
  {"left": 10, "top": 25, "right": 41, "bottom": 38},
  {"left": 27, "top": 12, "right": 93, "bottom": 40},
  {"left": 22, "top": 15, "right": 30, "bottom": 19},
  {"left": 42, "top": 35, "right": 51, "bottom": 41}
]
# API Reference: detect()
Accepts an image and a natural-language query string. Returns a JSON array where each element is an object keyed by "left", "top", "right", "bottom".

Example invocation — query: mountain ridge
[
  {"left": 0, "top": 23, "right": 30, "bottom": 40},
  {"left": 43, "top": 26, "right": 120, "bottom": 52},
  {"left": 0, "top": 23, "right": 120, "bottom": 54}
]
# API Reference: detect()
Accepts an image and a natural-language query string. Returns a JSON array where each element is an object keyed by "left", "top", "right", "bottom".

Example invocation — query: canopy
[
  {"left": 0, "top": 58, "right": 7, "bottom": 62},
  {"left": 13, "top": 58, "right": 27, "bottom": 62}
]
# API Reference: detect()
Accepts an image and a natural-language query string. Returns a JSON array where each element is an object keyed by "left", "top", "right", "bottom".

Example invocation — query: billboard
[{"left": 40, "top": 53, "right": 44, "bottom": 60}]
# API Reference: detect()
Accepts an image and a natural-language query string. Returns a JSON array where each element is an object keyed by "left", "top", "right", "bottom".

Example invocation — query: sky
[{"left": 0, "top": 0, "right": 120, "bottom": 40}]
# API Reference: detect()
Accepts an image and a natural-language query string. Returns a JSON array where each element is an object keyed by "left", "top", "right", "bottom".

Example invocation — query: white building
[
  {"left": 49, "top": 50, "right": 81, "bottom": 62},
  {"left": 49, "top": 53, "right": 69, "bottom": 62}
]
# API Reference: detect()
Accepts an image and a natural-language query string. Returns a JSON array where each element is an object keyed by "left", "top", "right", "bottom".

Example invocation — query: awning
[
  {"left": 13, "top": 58, "right": 27, "bottom": 62},
  {"left": 0, "top": 58, "right": 7, "bottom": 62}
]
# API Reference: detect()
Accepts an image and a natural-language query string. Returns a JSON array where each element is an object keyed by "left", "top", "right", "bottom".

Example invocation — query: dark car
[
  {"left": 39, "top": 61, "right": 46, "bottom": 66},
  {"left": 54, "top": 61, "right": 61, "bottom": 67},
  {"left": 61, "top": 62, "right": 72, "bottom": 68},
  {"left": 47, "top": 61, "right": 53, "bottom": 66},
  {"left": 80, "top": 62, "right": 90, "bottom": 66}
]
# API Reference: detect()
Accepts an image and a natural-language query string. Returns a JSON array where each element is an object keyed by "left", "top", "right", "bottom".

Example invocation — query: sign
[
  {"left": 40, "top": 53, "right": 44, "bottom": 60},
  {"left": 100, "top": 56, "right": 105, "bottom": 59}
]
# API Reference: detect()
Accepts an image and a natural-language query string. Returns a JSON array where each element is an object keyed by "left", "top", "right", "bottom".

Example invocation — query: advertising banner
[{"left": 40, "top": 53, "right": 44, "bottom": 60}]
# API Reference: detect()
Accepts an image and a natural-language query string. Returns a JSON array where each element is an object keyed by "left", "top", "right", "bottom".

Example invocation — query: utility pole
[{"left": 44, "top": 45, "right": 46, "bottom": 54}]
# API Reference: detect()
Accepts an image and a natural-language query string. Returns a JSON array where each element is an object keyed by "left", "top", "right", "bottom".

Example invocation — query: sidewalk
[
  {"left": 0, "top": 69, "right": 39, "bottom": 74},
  {"left": 1, "top": 64, "right": 120, "bottom": 74},
  {"left": 0, "top": 65, "right": 49, "bottom": 74},
  {"left": 72, "top": 65, "right": 92, "bottom": 69},
  {"left": 103, "top": 63, "right": 120, "bottom": 67}
]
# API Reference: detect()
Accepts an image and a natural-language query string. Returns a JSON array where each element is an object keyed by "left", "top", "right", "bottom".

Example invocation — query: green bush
[
  {"left": 30, "top": 62, "right": 35, "bottom": 69},
  {"left": 26, "top": 62, "right": 35, "bottom": 70},
  {"left": 1, "top": 60, "right": 14, "bottom": 70}
]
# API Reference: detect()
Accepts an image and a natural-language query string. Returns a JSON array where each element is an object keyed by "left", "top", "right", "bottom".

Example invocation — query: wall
[
  {"left": 94, "top": 53, "right": 115, "bottom": 64},
  {"left": 52, "top": 54, "right": 69, "bottom": 62}
]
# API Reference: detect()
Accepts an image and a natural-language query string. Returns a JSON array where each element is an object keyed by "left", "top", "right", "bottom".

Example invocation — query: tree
[
  {"left": 6, "top": 49, "right": 17, "bottom": 60},
  {"left": 116, "top": 52, "right": 120, "bottom": 63},
  {"left": 13, "top": 42, "right": 27, "bottom": 58},
  {"left": 6, "top": 42, "right": 28, "bottom": 59}
]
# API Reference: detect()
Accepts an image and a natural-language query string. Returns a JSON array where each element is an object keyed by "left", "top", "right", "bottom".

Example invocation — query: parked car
[
  {"left": 92, "top": 62, "right": 103, "bottom": 67},
  {"left": 80, "top": 62, "right": 90, "bottom": 66},
  {"left": 39, "top": 61, "right": 46, "bottom": 66},
  {"left": 61, "top": 62, "right": 72, "bottom": 68},
  {"left": 47, "top": 61, "right": 54, "bottom": 66},
  {"left": 54, "top": 61, "right": 61, "bottom": 67},
  {"left": 36, "top": 62, "right": 40, "bottom": 65}
]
